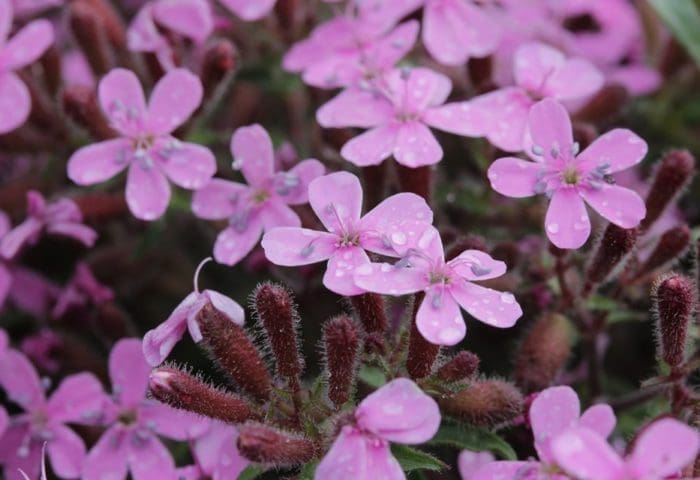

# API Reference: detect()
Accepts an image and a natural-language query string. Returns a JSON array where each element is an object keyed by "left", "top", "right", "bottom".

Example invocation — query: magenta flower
[
  {"left": 0, "top": 0, "right": 54, "bottom": 134},
  {"left": 67, "top": 68, "right": 216, "bottom": 221},
  {"left": 0, "top": 191, "right": 97, "bottom": 261},
  {"left": 261, "top": 171, "right": 433, "bottom": 296},
  {"left": 191, "top": 422, "right": 249, "bottom": 480},
  {"left": 143, "top": 258, "right": 244, "bottom": 366},
  {"left": 488, "top": 98, "right": 647, "bottom": 249},
  {"left": 355, "top": 225, "right": 521, "bottom": 345},
  {"left": 192, "top": 124, "right": 325, "bottom": 266},
  {"left": 434, "top": 42, "right": 604, "bottom": 152},
  {"left": 471, "top": 385, "right": 616, "bottom": 479},
  {"left": 552, "top": 418, "right": 699, "bottom": 480},
  {"left": 82, "top": 339, "right": 210, "bottom": 480},
  {"left": 5, "top": 267, "right": 59, "bottom": 319},
  {"left": 51, "top": 262, "right": 114, "bottom": 319},
  {"left": 0, "top": 349, "right": 105, "bottom": 480},
  {"left": 315, "top": 378, "right": 440, "bottom": 480},
  {"left": 318, "top": 67, "right": 476, "bottom": 167}
]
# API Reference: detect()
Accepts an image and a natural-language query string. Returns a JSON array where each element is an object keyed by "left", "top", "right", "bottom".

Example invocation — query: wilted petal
[
  {"left": 0, "top": 72, "right": 30, "bottom": 134},
  {"left": 203, "top": 290, "right": 245, "bottom": 326},
  {"left": 0, "top": 20, "right": 53, "bottom": 70},
  {"left": 544, "top": 188, "right": 591, "bottom": 249},
  {"left": 341, "top": 125, "right": 398, "bottom": 167},
  {"left": 261, "top": 227, "right": 338, "bottom": 266},
  {"left": 125, "top": 163, "right": 171, "bottom": 221},
  {"left": 231, "top": 124, "right": 275, "bottom": 187},
  {"left": 451, "top": 281, "right": 521, "bottom": 329},
  {"left": 322, "top": 247, "right": 370, "bottom": 296},
  {"left": 109, "top": 338, "right": 150, "bottom": 407},
  {"left": 147, "top": 69, "right": 203, "bottom": 135},
  {"left": 580, "top": 184, "right": 645, "bottom": 229}
]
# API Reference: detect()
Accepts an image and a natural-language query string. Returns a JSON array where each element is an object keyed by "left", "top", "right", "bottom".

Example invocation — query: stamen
[
  {"left": 531, "top": 145, "right": 544, "bottom": 156},
  {"left": 550, "top": 147, "right": 559, "bottom": 159},
  {"left": 193, "top": 257, "right": 213, "bottom": 294},
  {"left": 571, "top": 142, "right": 580, "bottom": 155}
]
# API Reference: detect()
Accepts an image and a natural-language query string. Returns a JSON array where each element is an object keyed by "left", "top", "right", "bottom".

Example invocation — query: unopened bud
[
  {"left": 69, "top": 1, "right": 115, "bottom": 75},
  {"left": 440, "top": 379, "right": 524, "bottom": 427},
  {"left": 653, "top": 274, "right": 695, "bottom": 367},
  {"left": 396, "top": 164, "right": 432, "bottom": 204},
  {"left": 201, "top": 39, "right": 237, "bottom": 101},
  {"left": 323, "top": 314, "right": 360, "bottom": 408},
  {"left": 584, "top": 224, "right": 638, "bottom": 294},
  {"left": 237, "top": 422, "right": 316, "bottom": 466},
  {"left": 574, "top": 84, "right": 630, "bottom": 123},
  {"left": 641, "top": 150, "right": 695, "bottom": 231},
  {"left": 62, "top": 85, "right": 116, "bottom": 140},
  {"left": 407, "top": 293, "right": 440, "bottom": 379},
  {"left": 350, "top": 293, "right": 387, "bottom": 336},
  {"left": 514, "top": 314, "right": 571, "bottom": 392},
  {"left": 437, "top": 351, "right": 480, "bottom": 382},
  {"left": 638, "top": 225, "right": 691, "bottom": 277},
  {"left": 149, "top": 367, "right": 255, "bottom": 424}
]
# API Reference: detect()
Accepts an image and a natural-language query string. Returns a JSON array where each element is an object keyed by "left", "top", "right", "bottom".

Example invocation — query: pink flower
[
  {"left": 488, "top": 98, "right": 647, "bottom": 249},
  {"left": 51, "top": 262, "right": 114, "bottom": 320},
  {"left": 5, "top": 267, "right": 59, "bottom": 318},
  {"left": 192, "top": 124, "right": 325, "bottom": 266},
  {"left": 20, "top": 330, "right": 63, "bottom": 374},
  {"left": 355, "top": 225, "right": 521, "bottom": 345},
  {"left": 82, "top": 339, "right": 210, "bottom": 480},
  {"left": 67, "top": 68, "right": 216, "bottom": 221},
  {"left": 191, "top": 422, "right": 249, "bottom": 480},
  {"left": 261, "top": 171, "right": 433, "bottom": 296},
  {"left": 438, "top": 42, "right": 604, "bottom": 152},
  {"left": 218, "top": 0, "right": 275, "bottom": 21},
  {"left": 0, "top": 0, "right": 53, "bottom": 134},
  {"left": 315, "top": 378, "right": 440, "bottom": 480},
  {"left": 458, "top": 450, "right": 494, "bottom": 479},
  {"left": 471, "top": 385, "right": 616, "bottom": 479},
  {"left": 552, "top": 418, "right": 699, "bottom": 480},
  {"left": 142, "top": 258, "right": 244, "bottom": 366},
  {"left": 318, "top": 67, "right": 476, "bottom": 167},
  {"left": 0, "top": 349, "right": 105, "bottom": 480},
  {"left": 0, "top": 191, "right": 97, "bottom": 260}
]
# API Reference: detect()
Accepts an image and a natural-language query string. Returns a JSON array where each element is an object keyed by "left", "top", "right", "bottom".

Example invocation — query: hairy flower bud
[
  {"left": 237, "top": 422, "right": 316, "bottom": 466},
  {"left": 396, "top": 164, "right": 432, "bottom": 204},
  {"left": 62, "top": 85, "right": 117, "bottom": 140},
  {"left": 407, "top": 293, "right": 441, "bottom": 379},
  {"left": 653, "top": 274, "right": 695, "bottom": 367},
  {"left": 437, "top": 351, "right": 480, "bottom": 382},
  {"left": 584, "top": 224, "right": 638, "bottom": 294},
  {"left": 641, "top": 150, "right": 695, "bottom": 232},
  {"left": 514, "top": 314, "right": 571, "bottom": 392},
  {"left": 323, "top": 314, "right": 360, "bottom": 408},
  {"left": 149, "top": 367, "right": 255, "bottom": 424},
  {"left": 575, "top": 84, "right": 629, "bottom": 123},
  {"left": 201, "top": 39, "right": 238, "bottom": 102},
  {"left": 350, "top": 293, "right": 388, "bottom": 336},
  {"left": 69, "top": 1, "right": 115, "bottom": 75},
  {"left": 638, "top": 225, "right": 691, "bottom": 277},
  {"left": 440, "top": 379, "right": 524, "bottom": 427}
]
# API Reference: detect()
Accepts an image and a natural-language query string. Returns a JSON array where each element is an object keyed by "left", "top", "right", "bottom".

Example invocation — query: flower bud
[
  {"left": 396, "top": 163, "right": 432, "bottom": 204},
  {"left": 407, "top": 293, "right": 440, "bottom": 379},
  {"left": 574, "top": 84, "right": 629, "bottom": 123},
  {"left": 201, "top": 39, "right": 238, "bottom": 102},
  {"left": 638, "top": 225, "right": 691, "bottom": 277},
  {"left": 440, "top": 379, "right": 523, "bottom": 427},
  {"left": 149, "top": 367, "right": 255, "bottom": 424},
  {"left": 62, "top": 85, "right": 117, "bottom": 140},
  {"left": 641, "top": 150, "right": 695, "bottom": 231},
  {"left": 69, "top": 1, "right": 115, "bottom": 75},
  {"left": 514, "top": 314, "right": 571, "bottom": 392},
  {"left": 350, "top": 293, "right": 387, "bottom": 336},
  {"left": 323, "top": 314, "right": 360, "bottom": 408},
  {"left": 653, "top": 274, "right": 695, "bottom": 367},
  {"left": 237, "top": 422, "right": 317, "bottom": 466},
  {"left": 437, "top": 351, "right": 480, "bottom": 382},
  {"left": 584, "top": 224, "right": 638, "bottom": 294}
]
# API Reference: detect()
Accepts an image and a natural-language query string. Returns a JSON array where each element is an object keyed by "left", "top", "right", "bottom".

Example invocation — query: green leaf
[
  {"left": 648, "top": 0, "right": 700, "bottom": 66},
  {"left": 297, "top": 462, "right": 318, "bottom": 480},
  {"left": 237, "top": 465, "right": 266, "bottom": 480},
  {"left": 358, "top": 365, "right": 387, "bottom": 388},
  {"left": 429, "top": 423, "right": 517, "bottom": 460},
  {"left": 390, "top": 444, "right": 447, "bottom": 472}
]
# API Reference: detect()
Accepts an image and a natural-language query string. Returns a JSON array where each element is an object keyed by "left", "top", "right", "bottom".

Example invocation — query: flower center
[
  {"left": 118, "top": 408, "right": 139, "bottom": 425},
  {"left": 252, "top": 189, "right": 270, "bottom": 205},
  {"left": 563, "top": 166, "right": 580, "bottom": 185}
]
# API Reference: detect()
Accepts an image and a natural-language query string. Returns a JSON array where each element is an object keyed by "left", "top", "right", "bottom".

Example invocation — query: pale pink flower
[
  {"left": 315, "top": 378, "right": 440, "bottom": 480},
  {"left": 488, "top": 98, "right": 647, "bottom": 249},
  {"left": 67, "top": 68, "right": 216, "bottom": 221},
  {"left": 261, "top": 171, "right": 433, "bottom": 296},
  {"left": 354, "top": 225, "right": 521, "bottom": 345},
  {"left": 192, "top": 124, "right": 324, "bottom": 266}
]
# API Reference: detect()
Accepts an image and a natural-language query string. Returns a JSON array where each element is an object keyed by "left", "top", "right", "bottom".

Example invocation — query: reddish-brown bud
[
  {"left": 440, "top": 379, "right": 524, "bottom": 427},
  {"left": 350, "top": 293, "right": 388, "bottom": 336},
  {"left": 584, "top": 224, "right": 638, "bottom": 294},
  {"left": 653, "top": 274, "right": 695, "bottom": 367},
  {"left": 201, "top": 39, "right": 238, "bottom": 101},
  {"left": 641, "top": 150, "right": 695, "bottom": 231},
  {"left": 237, "top": 422, "right": 316, "bottom": 466},
  {"left": 69, "top": 1, "right": 115, "bottom": 75},
  {"left": 80, "top": 0, "right": 128, "bottom": 49},
  {"left": 437, "top": 351, "right": 480, "bottom": 382},
  {"left": 252, "top": 282, "right": 303, "bottom": 388},
  {"left": 574, "top": 84, "right": 630, "bottom": 123},
  {"left": 149, "top": 367, "right": 255, "bottom": 424},
  {"left": 323, "top": 314, "right": 360, "bottom": 408},
  {"left": 396, "top": 163, "right": 432, "bottom": 204},
  {"left": 638, "top": 225, "right": 691, "bottom": 277},
  {"left": 407, "top": 293, "right": 441, "bottom": 379},
  {"left": 62, "top": 85, "right": 116, "bottom": 140},
  {"left": 197, "top": 303, "right": 272, "bottom": 402},
  {"left": 514, "top": 314, "right": 571, "bottom": 392}
]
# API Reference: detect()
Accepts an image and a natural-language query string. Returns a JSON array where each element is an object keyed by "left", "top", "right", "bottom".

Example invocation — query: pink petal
[
  {"left": 147, "top": 69, "right": 203, "bottom": 135},
  {"left": 218, "top": 0, "right": 275, "bottom": 21},
  {"left": 230, "top": 124, "right": 275, "bottom": 187},
  {"left": 0, "top": 218, "right": 42, "bottom": 260},
  {"left": 0, "top": 0, "right": 11, "bottom": 43},
  {"left": 142, "top": 292, "right": 197, "bottom": 366},
  {"left": 397, "top": 67, "right": 452, "bottom": 111},
  {"left": 0, "top": 350, "right": 44, "bottom": 410},
  {"left": 47, "top": 372, "right": 104, "bottom": 424},
  {"left": 1, "top": 426, "right": 42, "bottom": 480},
  {"left": 281, "top": 159, "right": 325, "bottom": 205},
  {"left": 46, "top": 425, "right": 86, "bottom": 478},
  {"left": 0, "top": 265, "right": 10, "bottom": 311},
  {"left": 487, "top": 157, "right": 541, "bottom": 198},
  {"left": 472, "top": 461, "right": 544, "bottom": 480},
  {"left": 0, "top": 72, "right": 30, "bottom": 134},
  {"left": 416, "top": 286, "right": 466, "bottom": 346},
  {"left": 551, "top": 428, "right": 625, "bottom": 480},
  {"left": 577, "top": 129, "right": 648, "bottom": 174},
  {"left": 356, "top": 377, "right": 440, "bottom": 443},
  {"left": 579, "top": 184, "right": 645, "bottom": 229},
  {"left": 422, "top": 101, "right": 481, "bottom": 139},
  {"left": 125, "top": 163, "right": 171, "bottom": 221},
  {"left": 203, "top": 290, "right": 245, "bottom": 326},
  {"left": 608, "top": 65, "right": 661, "bottom": 96},
  {"left": 627, "top": 418, "right": 699, "bottom": 478},
  {"left": 0, "top": 20, "right": 53, "bottom": 71},
  {"left": 109, "top": 338, "right": 150, "bottom": 407},
  {"left": 365, "top": 441, "right": 406, "bottom": 480},
  {"left": 527, "top": 98, "right": 573, "bottom": 161},
  {"left": 127, "top": 4, "right": 166, "bottom": 52},
  {"left": 308, "top": 172, "right": 363, "bottom": 233},
  {"left": 317, "top": 88, "right": 394, "bottom": 128},
  {"left": 322, "top": 247, "right": 369, "bottom": 296},
  {"left": 354, "top": 262, "right": 427, "bottom": 296},
  {"left": 529, "top": 386, "right": 581, "bottom": 462},
  {"left": 513, "top": 42, "right": 566, "bottom": 94},
  {"left": 157, "top": 140, "right": 215, "bottom": 190},
  {"left": 194, "top": 423, "right": 248, "bottom": 479},
  {"left": 140, "top": 403, "right": 210, "bottom": 441},
  {"left": 261, "top": 227, "right": 338, "bottom": 266},
  {"left": 259, "top": 199, "right": 301, "bottom": 230},
  {"left": 191, "top": 179, "right": 248, "bottom": 220},
  {"left": 213, "top": 216, "right": 264, "bottom": 266},
  {"left": 67, "top": 139, "right": 132, "bottom": 186},
  {"left": 448, "top": 250, "right": 507, "bottom": 281},
  {"left": 45, "top": 222, "right": 96, "bottom": 248},
  {"left": 394, "top": 122, "right": 442, "bottom": 167},
  {"left": 82, "top": 427, "right": 129, "bottom": 480},
  {"left": 315, "top": 427, "right": 369, "bottom": 479},
  {"left": 544, "top": 58, "right": 604, "bottom": 101},
  {"left": 152, "top": 0, "right": 213, "bottom": 43},
  {"left": 423, "top": 0, "right": 500, "bottom": 65},
  {"left": 128, "top": 435, "right": 177, "bottom": 480},
  {"left": 451, "top": 281, "right": 521, "bottom": 330},
  {"left": 579, "top": 404, "right": 616, "bottom": 439},
  {"left": 545, "top": 188, "right": 591, "bottom": 249},
  {"left": 366, "top": 20, "right": 420, "bottom": 74},
  {"left": 341, "top": 125, "right": 398, "bottom": 167},
  {"left": 282, "top": 17, "right": 354, "bottom": 72},
  {"left": 302, "top": 51, "right": 363, "bottom": 89},
  {"left": 98, "top": 69, "right": 147, "bottom": 137},
  {"left": 458, "top": 450, "right": 495, "bottom": 479}
]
